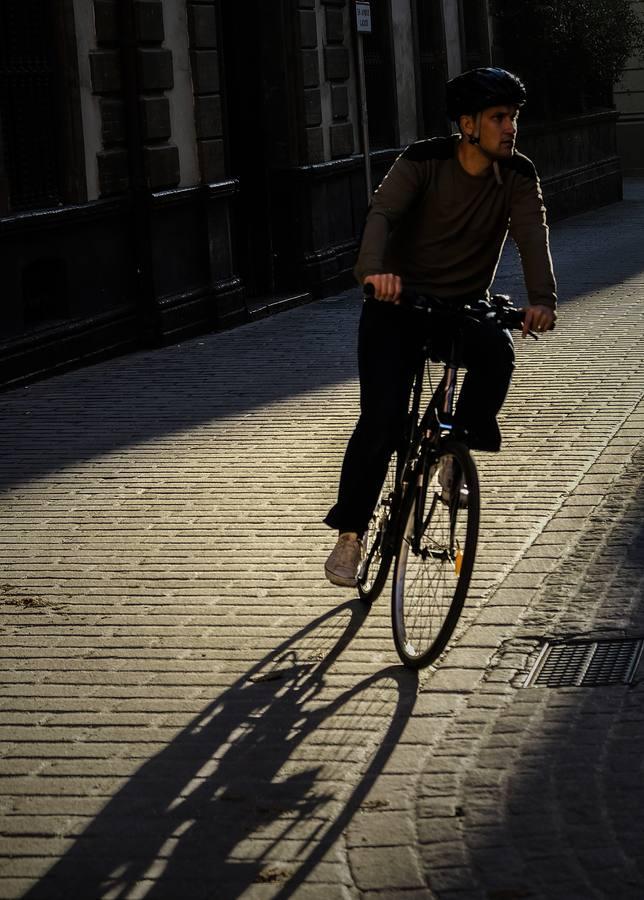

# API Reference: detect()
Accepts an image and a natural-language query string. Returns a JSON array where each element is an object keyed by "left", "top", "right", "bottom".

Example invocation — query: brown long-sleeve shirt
[{"left": 355, "top": 135, "right": 557, "bottom": 309}]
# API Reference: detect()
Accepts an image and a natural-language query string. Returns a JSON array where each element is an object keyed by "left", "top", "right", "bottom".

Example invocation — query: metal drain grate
[{"left": 524, "top": 638, "right": 644, "bottom": 688}]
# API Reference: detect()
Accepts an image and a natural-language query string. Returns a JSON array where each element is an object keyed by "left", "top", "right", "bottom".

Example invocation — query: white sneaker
[{"left": 324, "top": 533, "right": 363, "bottom": 587}]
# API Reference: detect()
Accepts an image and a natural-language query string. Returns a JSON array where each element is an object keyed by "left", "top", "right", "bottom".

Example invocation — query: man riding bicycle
[{"left": 324, "top": 67, "right": 557, "bottom": 587}]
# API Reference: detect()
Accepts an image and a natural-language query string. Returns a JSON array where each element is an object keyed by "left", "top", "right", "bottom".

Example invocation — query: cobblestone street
[{"left": 1, "top": 181, "right": 644, "bottom": 899}]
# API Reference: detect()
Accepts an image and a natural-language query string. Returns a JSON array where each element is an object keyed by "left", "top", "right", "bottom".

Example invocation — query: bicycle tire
[
  {"left": 357, "top": 452, "right": 399, "bottom": 603},
  {"left": 391, "top": 440, "right": 479, "bottom": 669}
]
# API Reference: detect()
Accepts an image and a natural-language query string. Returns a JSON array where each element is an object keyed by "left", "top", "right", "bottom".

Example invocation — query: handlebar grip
[{"left": 362, "top": 282, "right": 430, "bottom": 311}]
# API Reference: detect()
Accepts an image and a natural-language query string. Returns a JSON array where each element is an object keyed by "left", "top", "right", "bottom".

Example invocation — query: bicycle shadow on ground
[{"left": 23, "top": 599, "right": 418, "bottom": 899}]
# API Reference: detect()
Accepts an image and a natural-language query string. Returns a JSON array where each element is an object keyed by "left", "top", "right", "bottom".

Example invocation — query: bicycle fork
[
  {"left": 432, "top": 363, "right": 458, "bottom": 437},
  {"left": 412, "top": 447, "right": 462, "bottom": 567}
]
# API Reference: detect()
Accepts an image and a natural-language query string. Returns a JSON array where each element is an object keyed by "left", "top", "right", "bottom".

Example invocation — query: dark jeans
[{"left": 324, "top": 299, "right": 515, "bottom": 536}]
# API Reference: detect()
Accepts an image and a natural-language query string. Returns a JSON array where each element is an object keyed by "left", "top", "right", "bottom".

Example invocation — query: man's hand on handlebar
[
  {"left": 364, "top": 280, "right": 557, "bottom": 338},
  {"left": 364, "top": 273, "right": 402, "bottom": 304},
  {"left": 521, "top": 304, "right": 556, "bottom": 338}
]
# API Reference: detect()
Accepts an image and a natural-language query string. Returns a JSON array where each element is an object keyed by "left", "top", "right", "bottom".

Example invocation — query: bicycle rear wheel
[
  {"left": 357, "top": 453, "right": 399, "bottom": 603},
  {"left": 391, "top": 440, "right": 479, "bottom": 669}
]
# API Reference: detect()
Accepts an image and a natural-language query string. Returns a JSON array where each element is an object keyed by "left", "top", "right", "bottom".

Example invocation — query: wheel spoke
[
  {"left": 358, "top": 452, "right": 399, "bottom": 601},
  {"left": 391, "top": 443, "right": 479, "bottom": 668}
]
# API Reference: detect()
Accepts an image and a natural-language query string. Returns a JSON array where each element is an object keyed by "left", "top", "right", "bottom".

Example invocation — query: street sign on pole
[
  {"left": 354, "top": 2, "right": 372, "bottom": 200},
  {"left": 356, "top": 2, "right": 372, "bottom": 33}
]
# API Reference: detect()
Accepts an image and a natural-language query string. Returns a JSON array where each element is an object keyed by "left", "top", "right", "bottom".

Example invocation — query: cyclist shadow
[{"left": 25, "top": 600, "right": 419, "bottom": 899}]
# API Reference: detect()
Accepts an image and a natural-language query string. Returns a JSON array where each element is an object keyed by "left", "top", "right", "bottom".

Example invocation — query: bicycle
[{"left": 356, "top": 284, "right": 534, "bottom": 669}]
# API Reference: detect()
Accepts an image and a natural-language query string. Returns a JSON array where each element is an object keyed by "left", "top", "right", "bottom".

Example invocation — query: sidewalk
[{"left": 0, "top": 181, "right": 643, "bottom": 899}]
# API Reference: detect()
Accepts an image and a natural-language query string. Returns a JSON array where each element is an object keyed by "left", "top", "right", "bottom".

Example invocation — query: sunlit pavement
[{"left": 1, "top": 181, "right": 643, "bottom": 899}]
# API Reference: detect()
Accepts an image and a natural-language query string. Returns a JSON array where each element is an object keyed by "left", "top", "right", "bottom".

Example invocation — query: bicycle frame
[
  {"left": 359, "top": 287, "right": 532, "bottom": 664},
  {"left": 398, "top": 326, "right": 466, "bottom": 557}
]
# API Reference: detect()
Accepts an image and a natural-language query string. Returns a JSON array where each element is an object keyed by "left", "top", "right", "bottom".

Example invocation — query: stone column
[
  {"left": 297, "top": 0, "right": 324, "bottom": 162},
  {"left": 163, "top": 0, "right": 199, "bottom": 185},
  {"left": 295, "top": 0, "right": 356, "bottom": 163},
  {"left": 323, "top": 0, "right": 356, "bottom": 160},
  {"left": 391, "top": 0, "right": 418, "bottom": 145},
  {"left": 73, "top": 0, "right": 106, "bottom": 199},
  {"left": 185, "top": 0, "right": 224, "bottom": 183},
  {"left": 88, "top": 0, "right": 181, "bottom": 196},
  {"left": 441, "top": 0, "right": 463, "bottom": 77}
]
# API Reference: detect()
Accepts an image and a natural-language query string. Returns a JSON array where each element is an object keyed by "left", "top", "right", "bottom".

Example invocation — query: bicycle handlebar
[{"left": 362, "top": 283, "right": 535, "bottom": 336}]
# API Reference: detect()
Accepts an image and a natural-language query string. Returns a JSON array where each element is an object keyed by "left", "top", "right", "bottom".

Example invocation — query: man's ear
[{"left": 459, "top": 113, "right": 474, "bottom": 137}]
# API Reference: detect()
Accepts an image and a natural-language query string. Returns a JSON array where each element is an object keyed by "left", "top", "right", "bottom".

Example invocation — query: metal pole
[{"left": 355, "top": 32, "right": 372, "bottom": 203}]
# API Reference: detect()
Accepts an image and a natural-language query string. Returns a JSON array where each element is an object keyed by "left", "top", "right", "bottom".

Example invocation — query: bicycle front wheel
[
  {"left": 357, "top": 452, "right": 399, "bottom": 603},
  {"left": 391, "top": 440, "right": 479, "bottom": 669}
]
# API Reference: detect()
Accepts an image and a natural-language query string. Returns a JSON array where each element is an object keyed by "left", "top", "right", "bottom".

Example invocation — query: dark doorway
[
  {"left": 459, "top": 0, "right": 491, "bottom": 70},
  {"left": 220, "top": 0, "right": 275, "bottom": 299},
  {"left": 363, "top": 0, "right": 398, "bottom": 149},
  {"left": 414, "top": 0, "right": 449, "bottom": 138}
]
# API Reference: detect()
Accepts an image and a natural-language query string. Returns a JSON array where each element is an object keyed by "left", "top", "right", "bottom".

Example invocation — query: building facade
[
  {"left": 0, "top": 1, "right": 623, "bottom": 386},
  {"left": 615, "top": 0, "right": 644, "bottom": 174}
]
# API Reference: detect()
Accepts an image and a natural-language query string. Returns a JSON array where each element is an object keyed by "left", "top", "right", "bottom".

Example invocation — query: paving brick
[
  {"left": 424, "top": 668, "right": 483, "bottom": 693},
  {"left": 1, "top": 184, "right": 644, "bottom": 898},
  {"left": 345, "top": 810, "right": 416, "bottom": 848},
  {"left": 350, "top": 845, "right": 426, "bottom": 891}
]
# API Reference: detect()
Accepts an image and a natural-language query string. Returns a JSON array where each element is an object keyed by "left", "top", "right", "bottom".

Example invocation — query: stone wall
[
  {"left": 92, "top": 0, "right": 181, "bottom": 194},
  {"left": 615, "top": 0, "right": 644, "bottom": 175},
  {"left": 0, "top": 0, "right": 241, "bottom": 387},
  {"left": 0, "top": 0, "right": 628, "bottom": 387},
  {"left": 518, "top": 112, "right": 623, "bottom": 221},
  {"left": 295, "top": 0, "right": 357, "bottom": 163},
  {"left": 186, "top": 0, "right": 224, "bottom": 182}
]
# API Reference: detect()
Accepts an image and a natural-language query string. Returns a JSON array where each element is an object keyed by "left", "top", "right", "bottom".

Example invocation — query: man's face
[{"left": 462, "top": 104, "right": 519, "bottom": 159}]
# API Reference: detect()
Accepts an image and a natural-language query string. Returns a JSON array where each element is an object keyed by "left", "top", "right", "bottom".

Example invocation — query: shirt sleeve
[
  {"left": 353, "top": 155, "right": 425, "bottom": 284},
  {"left": 508, "top": 165, "right": 558, "bottom": 310}
]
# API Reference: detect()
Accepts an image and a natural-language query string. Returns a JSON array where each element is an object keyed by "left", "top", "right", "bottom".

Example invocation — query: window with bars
[{"left": 0, "top": 0, "right": 63, "bottom": 212}]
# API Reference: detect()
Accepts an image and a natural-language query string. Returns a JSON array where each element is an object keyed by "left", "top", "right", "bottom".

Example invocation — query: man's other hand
[
  {"left": 522, "top": 304, "right": 556, "bottom": 338},
  {"left": 364, "top": 273, "right": 402, "bottom": 304}
]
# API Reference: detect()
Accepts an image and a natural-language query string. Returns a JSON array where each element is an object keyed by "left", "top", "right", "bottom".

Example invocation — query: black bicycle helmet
[{"left": 446, "top": 67, "right": 526, "bottom": 121}]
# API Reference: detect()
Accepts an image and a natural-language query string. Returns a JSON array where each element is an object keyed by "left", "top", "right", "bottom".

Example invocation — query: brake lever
[{"left": 495, "top": 306, "right": 539, "bottom": 340}]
